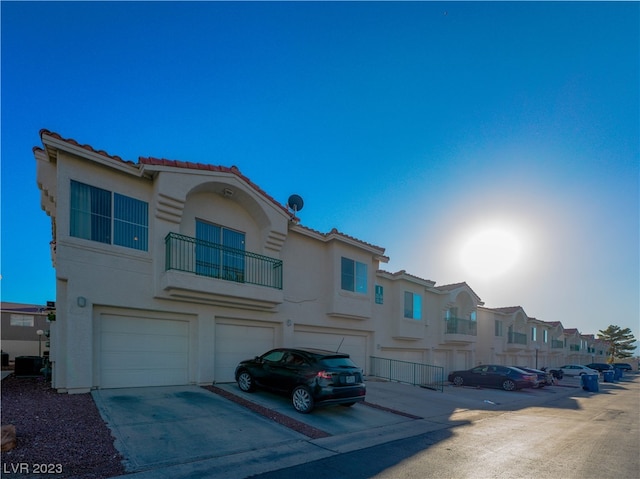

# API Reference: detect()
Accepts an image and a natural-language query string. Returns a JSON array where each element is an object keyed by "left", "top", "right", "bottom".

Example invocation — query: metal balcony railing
[
  {"left": 369, "top": 356, "right": 444, "bottom": 392},
  {"left": 551, "top": 340, "right": 564, "bottom": 349},
  {"left": 569, "top": 344, "right": 580, "bottom": 351},
  {"left": 165, "top": 232, "right": 283, "bottom": 290},
  {"left": 444, "top": 317, "right": 477, "bottom": 336},
  {"left": 508, "top": 331, "right": 528, "bottom": 345}
]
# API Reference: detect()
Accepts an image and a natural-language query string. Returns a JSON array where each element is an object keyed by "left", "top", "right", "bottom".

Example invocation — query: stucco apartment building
[{"left": 34, "top": 130, "right": 609, "bottom": 393}]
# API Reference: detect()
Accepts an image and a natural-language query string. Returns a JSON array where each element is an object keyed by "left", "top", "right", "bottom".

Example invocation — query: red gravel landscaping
[{"left": 1, "top": 375, "right": 125, "bottom": 479}]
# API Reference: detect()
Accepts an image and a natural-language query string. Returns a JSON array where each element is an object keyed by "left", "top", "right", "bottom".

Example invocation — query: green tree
[{"left": 597, "top": 325, "right": 637, "bottom": 361}]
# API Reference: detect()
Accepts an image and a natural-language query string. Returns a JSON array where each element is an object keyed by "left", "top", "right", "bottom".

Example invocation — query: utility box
[{"left": 14, "top": 356, "right": 44, "bottom": 377}]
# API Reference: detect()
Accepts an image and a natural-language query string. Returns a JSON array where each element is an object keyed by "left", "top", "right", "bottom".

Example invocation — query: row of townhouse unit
[{"left": 34, "top": 130, "right": 609, "bottom": 394}]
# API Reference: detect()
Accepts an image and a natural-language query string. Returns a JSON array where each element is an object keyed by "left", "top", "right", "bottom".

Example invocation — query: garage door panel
[
  {"left": 215, "top": 323, "right": 275, "bottom": 383},
  {"left": 101, "top": 368, "right": 187, "bottom": 389},
  {"left": 102, "top": 351, "right": 188, "bottom": 370},
  {"left": 103, "top": 332, "right": 187, "bottom": 353},
  {"left": 100, "top": 315, "right": 189, "bottom": 388}
]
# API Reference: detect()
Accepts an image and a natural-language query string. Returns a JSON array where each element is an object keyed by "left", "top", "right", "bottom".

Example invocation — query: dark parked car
[
  {"left": 448, "top": 365, "right": 538, "bottom": 391},
  {"left": 235, "top": 348, "right": 366, "bottom": 413},
  {"left": 613, "top": 363, "right": 633, "bottom": 371},
  {"left": 541, "top": 367, "right": 564, "bottom": 380},
  {"left": 515, "top": 366, "right": 553, "bottom": 387},
  {"left": 585, "top": 363, "right": 613, "bottom": 372}
]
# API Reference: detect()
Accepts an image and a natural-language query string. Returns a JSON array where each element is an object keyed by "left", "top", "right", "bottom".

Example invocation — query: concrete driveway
[
  {"left": 91, "top": 385, "right": 311, "bottom": 473},
  {"left": 92, "top": 383, "right": 417, "bottom": 477},
  {"left": 95, "top": 377, "right": 592, "bottom": 479}
]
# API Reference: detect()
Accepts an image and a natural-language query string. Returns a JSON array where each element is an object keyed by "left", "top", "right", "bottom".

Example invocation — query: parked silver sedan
[{"left": 558, "top": 364, "right": 599, "bottom": 377}]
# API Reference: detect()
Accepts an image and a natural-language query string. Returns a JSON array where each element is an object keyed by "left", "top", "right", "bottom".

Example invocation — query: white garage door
[
  {"left": 215, "top": 323, "right": 275, "bottom": 382},
  {"left": 101, "top": 315, "right": 189, "bottom": 388},
  {"left": 294, "top": 331, "right": 367, "bottom": 373},
  {"left": 432, "top": 350, "right": 449, "bottom": 369},
  {"left": 455, "top": 350, "right": 471, "bottom": 371}
]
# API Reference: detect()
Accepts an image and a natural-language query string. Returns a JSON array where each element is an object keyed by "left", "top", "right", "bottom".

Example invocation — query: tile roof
[
  {"left": 1, "top": 302, "right": 48, "bottom": 313},
  {"left": 435, "top": 282, "right": 467, "bottom": 292},
  {"left": 435, "top": 281, "right": 483, "bottom": 303},
  {"left": 294, "top": 224, "right": 386, "bottom": 254},
  {"left": 37, "top": 130, "right": 292, "bottom": 218},
  {"left": 377, "top": 269, "right": 435, "bottom": 284},
  {"left": 489, "top": 306, "right": 524, "bottom": 314},
  {"left": 36, "top": 130, "right": 388, "bottom": 251},
  {"left": 38, "top": 129, "right": 134, "bottom": 165}
]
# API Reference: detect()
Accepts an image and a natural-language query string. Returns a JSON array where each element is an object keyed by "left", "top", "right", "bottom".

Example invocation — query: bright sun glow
[{"left": 459, "top": 227, "right": 522, "bottom": 279}]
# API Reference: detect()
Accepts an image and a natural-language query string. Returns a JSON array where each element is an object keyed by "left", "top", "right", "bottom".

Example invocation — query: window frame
[
  {"left": 403, "top": 291, "right": 422, "bottom": 320},
  {"left": 495, "top": 320, "right": 503, "bottom": 337},
  {"left": 340, "top": 257, "right": 368, "bottom": 294},
  {"left": 10, "top": 314, "right": 35, "bottom": 327},
  {"left": 70, "top": 180, "right": 148, "bottom": 251},
  {"left": 195, "top": 219, "right": 246, "bottom": 280}
]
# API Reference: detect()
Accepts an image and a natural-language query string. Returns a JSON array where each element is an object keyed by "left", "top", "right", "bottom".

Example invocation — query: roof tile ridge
[{"left": 39, "top": 129, "right": 132, "bottom": 164}]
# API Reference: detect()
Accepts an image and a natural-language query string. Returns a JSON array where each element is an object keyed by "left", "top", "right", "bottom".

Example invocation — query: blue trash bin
[
  {"left": 603, "top": 370, "right": 614, "bottom": 382},
  {"left": 613, "top": 367, "right": 622, "bottom": 381},
  {"left": 581, "top": 374, "right": 599, "bottom": 392}
]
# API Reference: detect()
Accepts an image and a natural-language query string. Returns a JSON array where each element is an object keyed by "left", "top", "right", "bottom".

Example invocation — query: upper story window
[
  {"left": 70, "top": 180, "right": 148, "bottom": 251},
  {"left": 495, "top": 320, "right": 503, "bottom": 337},
  {"left": 543, "top": 330, "right": 548, "bottom": 343},
  {"left": 404, "top": 291, "right": 422, "bottom": 320},
  {"left": 531, "top": 326, "right": 537, "bottom": 342},
  {"left": 341, "top": 257, "right": 367, "bottom": 294}
]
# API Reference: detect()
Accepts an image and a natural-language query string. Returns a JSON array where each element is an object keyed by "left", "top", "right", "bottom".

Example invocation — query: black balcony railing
[
  {"left": 508, "top": 331, "right": 528, "bottom": 345},
  {"left": 444, "top": 317, "right": 477, "bottom": 336},
  {"left": 551, "top": 339, "right": 564, "bottom": 349},
  {"left": 165, "top": 232, "right": 283, "bottom": 290}
]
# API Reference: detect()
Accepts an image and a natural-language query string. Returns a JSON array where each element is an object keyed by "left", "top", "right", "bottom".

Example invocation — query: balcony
[
  {"left": 442, "top": 317, "right": 477, "bottom": 344},
  {"left": 161, "top": 232, "right": 284, "bottom": 310},
  {"left": 506, "top": 331, "right": 527, "bottom": 351},
  {"left": 551, "top": 339, "right": 564, "bottom": 349},
  {"left": 569, "top": 344, "right": 580, "bottom": 352}
]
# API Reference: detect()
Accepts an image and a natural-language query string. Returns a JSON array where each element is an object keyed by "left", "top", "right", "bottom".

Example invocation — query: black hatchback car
[{"left": 234, "top": 348, "right": 366, "bottom": 413}]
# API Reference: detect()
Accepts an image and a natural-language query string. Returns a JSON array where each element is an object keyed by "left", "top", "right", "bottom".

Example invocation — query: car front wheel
[
  {"left": 292, "top": 386, "right": 315, "bottom": 414},
  {"left": 237, "top": 370, "right": 255, "bottom": 392},
  {"left": 502, "top": 379, "right": 517, "bottom": 391},
  {"left": 452, "top": 376, "right": 464, "bottom": 386}
]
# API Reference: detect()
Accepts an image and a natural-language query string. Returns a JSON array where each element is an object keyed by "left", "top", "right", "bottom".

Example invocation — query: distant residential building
[{"left": 1, "top": 302, "right": 51, "bottom": 359}]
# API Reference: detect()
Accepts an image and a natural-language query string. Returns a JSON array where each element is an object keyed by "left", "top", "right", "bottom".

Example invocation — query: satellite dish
[{"left": 287, "top": 194, "right": 304, "bottom": 213}]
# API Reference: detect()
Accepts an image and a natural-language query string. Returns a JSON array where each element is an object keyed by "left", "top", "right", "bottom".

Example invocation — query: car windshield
[{"left": 320, "top": 357, "right": 359, "bottom": 368}]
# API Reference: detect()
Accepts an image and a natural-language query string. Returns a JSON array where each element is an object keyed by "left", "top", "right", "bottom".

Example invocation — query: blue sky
[{"left": 2, "top": 1, "right": 638, "bottom": 342}]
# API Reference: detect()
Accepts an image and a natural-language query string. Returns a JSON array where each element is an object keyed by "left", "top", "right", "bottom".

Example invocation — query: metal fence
[{"left": 369, "top": 356, "right": 444, "bottom": 392}]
